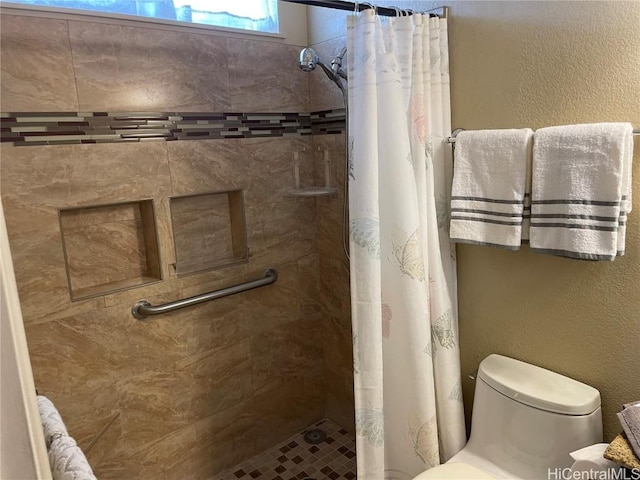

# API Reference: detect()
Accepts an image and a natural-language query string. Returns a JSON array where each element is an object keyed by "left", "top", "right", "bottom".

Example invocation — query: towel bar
[
  {"left": 131, "top": 268, "right": 278, "bottom": 319},
  {"left": 444, "top": 128, "right": 640, "bottom": 143},
  {"left": 446, "top": 127, "right": 639, "bottom": 144}
]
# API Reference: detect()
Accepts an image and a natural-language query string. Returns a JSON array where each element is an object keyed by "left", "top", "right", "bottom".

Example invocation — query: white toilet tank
[{"left": 454, "top": 354, "right": 603, "bottom": 479}]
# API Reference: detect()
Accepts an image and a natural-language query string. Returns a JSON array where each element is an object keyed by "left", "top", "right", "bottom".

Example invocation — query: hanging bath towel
[
  {"left": 449, "top": 128, "right": 534, "bottom": 249},
  {"left": 530, "top": 122, "right": 634, "bottom": 260}
]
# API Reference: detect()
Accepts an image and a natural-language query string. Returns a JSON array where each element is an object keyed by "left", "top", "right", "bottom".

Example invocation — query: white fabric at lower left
[
  {"left": 48, "top": 435, "right": 97, "bottom": 480},
  {"left": 37, "top": 395, "right": 68, "bottom": 448},
  {"left": 37, "top": 395, "right": 97, "bottom": 480}
]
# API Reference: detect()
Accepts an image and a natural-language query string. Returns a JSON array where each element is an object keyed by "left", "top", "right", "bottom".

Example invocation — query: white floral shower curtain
[{"left": 347, "top": 10, "right": 466, "bottom": 479}]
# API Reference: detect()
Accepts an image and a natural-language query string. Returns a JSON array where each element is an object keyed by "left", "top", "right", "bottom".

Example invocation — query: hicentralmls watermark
[{"left": 548, "top": 468, "right": 640, "bottom": 480}]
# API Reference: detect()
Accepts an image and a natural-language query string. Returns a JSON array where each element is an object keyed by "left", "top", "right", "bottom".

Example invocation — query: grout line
[{"left": 65, "top": 19, "right": 82, "bottom": 113}]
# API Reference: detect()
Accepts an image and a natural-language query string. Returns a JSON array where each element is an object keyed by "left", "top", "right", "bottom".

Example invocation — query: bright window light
[{"left": 3, "top": 0, "right": 280, "bottom": 33}]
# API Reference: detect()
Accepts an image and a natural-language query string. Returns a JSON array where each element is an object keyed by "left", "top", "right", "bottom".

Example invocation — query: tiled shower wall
[
  {"left": 309, "top": 35, "right": 355, "bottom": 433},
  {"left": 0, "top": 12, "right": 352, "bottom": 479}
]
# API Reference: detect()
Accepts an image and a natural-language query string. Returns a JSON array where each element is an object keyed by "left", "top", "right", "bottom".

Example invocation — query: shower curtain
[{"left": 347, "top": 10, "right": 466, "bottom": 479}]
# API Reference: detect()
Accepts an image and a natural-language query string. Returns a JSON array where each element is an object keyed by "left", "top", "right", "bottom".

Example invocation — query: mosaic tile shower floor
[{"left": 211, "top": 419, "right": 356, "bottom": 480}]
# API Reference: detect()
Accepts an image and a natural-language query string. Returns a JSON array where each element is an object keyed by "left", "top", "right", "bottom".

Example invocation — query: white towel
[
  {"left": 449, "top": 128, "right": 534, "bottom": 249},
  {"left": 617, "top": 127, "right": 634, "bottom": 256},
  {"left": 530, "top": 123, "right": 634, "bottom": 260},
  {"left": 49, "top": 435, "right": 97, "bottom": 480},
  {"left": 37, "top": 395, "right": 68, "bottom": 448},
  {"left": 522, "top": 147, "right": 533, "bottom": 243},
  {"left": 38, "top": 395, "right": 97, "bottom": 480}
]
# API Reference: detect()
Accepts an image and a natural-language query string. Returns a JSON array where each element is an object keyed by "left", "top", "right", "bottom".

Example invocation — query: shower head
[
  {"left": 299, "top": 46, "right": 348, "bottom": 106},
  {"left": 299, "top": 47, "right": 319, "bottom": 72},
  {"left": 299, "top": 47, "right": 348, "bottom": 82}
]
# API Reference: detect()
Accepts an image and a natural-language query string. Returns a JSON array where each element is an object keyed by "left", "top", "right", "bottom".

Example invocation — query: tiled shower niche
[
  {"left": 170, "top": 190, "right": 248, "bottom": 276},
  {"left": 59, "top": 199, "right": 162, "bottom": 300}
]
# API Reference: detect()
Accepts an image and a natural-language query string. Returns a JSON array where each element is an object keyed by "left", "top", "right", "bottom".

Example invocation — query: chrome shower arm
[{"left": 331, "top": 47, "right": 348, "bottom": 80}]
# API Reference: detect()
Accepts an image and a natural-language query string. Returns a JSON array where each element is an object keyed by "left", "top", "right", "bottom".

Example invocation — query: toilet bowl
[{"left": 414, "top": 354, "right": 602, "bottom": 480}]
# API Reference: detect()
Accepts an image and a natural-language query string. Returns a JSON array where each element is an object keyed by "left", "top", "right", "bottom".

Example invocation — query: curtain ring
[
  {"left": 353, "top": 1, "right": 359, "bottom": 14},
  {"left": 388, "top": 6, "right": 402, "bottom": 17},
  {"left": 359, "top": 2, "right": 377, "bottom": 15}
]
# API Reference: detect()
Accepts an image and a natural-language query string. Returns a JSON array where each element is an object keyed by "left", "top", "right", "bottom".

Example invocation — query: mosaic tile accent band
[{"left": 0, "top": 109, "right": 346, "bottom": 147}]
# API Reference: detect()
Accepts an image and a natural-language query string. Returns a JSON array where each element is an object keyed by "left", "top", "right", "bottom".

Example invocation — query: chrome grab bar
[{"left": 131, "top": 268, "right": 278, "bottom": 320}]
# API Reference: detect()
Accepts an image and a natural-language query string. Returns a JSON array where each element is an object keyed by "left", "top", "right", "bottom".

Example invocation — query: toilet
[{"left": 415, "top": 354, "right": 602, "bottom": 479}]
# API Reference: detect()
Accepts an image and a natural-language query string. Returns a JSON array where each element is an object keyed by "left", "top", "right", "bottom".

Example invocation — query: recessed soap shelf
[
  {"left": 59, "top": 199, "right": 162, "bottom": 301},
  {"left": 286, "top": 147, "right": 338, "bottom": 197}
]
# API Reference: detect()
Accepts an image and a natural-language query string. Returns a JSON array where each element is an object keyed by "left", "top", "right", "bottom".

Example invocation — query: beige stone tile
[
  {"left": 251, "top": 201, "right": 317, "bottom": 270},
  {"left": 168, "top": 190, "right": 248, "bottom": 275},
  {"left": 326, "top": 377, "right": 356, "bottom": 434},
  {"left": 153, "top": 197, "right": 176, "bottom": 278},
  {"left": 84, "top": 412, "right": 126, "bottom": 479},
  {"left": 297, "top": 253, "right": 323, "bottom": 307},
  {"left": 3, "top": 224, "right": 84, "bottom": 322},
  {"left": 114, "top": 301, "right": 205, "bottom": 371},
  {"left": 167, "top": 139, "right": 251, "bottom": 196},
  {"left": 172, "top": 209, "right": 235, "bottom": 271},
  {"left": 323, "top": 315, "right": 353, "bottom": 380},
  {"left": 1, "top": 143, "right": 170, "bottom": 319},
  {"left": 319, "top": 256, "right": 350, "bottom": 320},
  {"left": 177, "top": 270, "right": 247, "bottom": 299},
  {"left": 238, "top": 137, "right": 315, "bottom": 205},
  {"left": 232, "top": 379, "right": 324, "bottom": 456},
  {"left": 59, "top": 201, "right": 141, "bottom": 228},
  {"left": 227, "top": 39, "right": 310, "bottom": 112},
  {"left": 244, "top": 204, "right": 266, "bottom": 264},
  {"left": 170, "top": 294, "right": 248, "bottom": 356},
  {"left": 323, "top": 312, "right": 355, "bottom": 433},
  {"left": 317, "top": 197, "right": 345, "bottom": 255},
  {"left": 125, "top": 422, "right": 198, "bottom": 480},
  {"left": 180, "top": 341, "right": 253, "bottom": 421},
  {"left": 1, "top": 143, "right": 171, "bottom": 206},
  {"left": 250, "top": 316, "right": 323, "bottom": 395},
  {"left": 24, "top": 316, "right": 121, "bottom": 445},
  {"left": 167, "top": 137, "right": 315, "bottom": 206},
  {"left": 68, "top": 21, "right": 231, "bottom": 111},
  {"left": 62, "top": 219, "right": 151, "bottom": 293},
  {"left": 0, "top": 15, "right": 78, "bottom": 111},
  {"left": 115, "top": 370, "right": 193, "bottom": 446},
  {"left": 91, "top": 450, "right": 144, "bottom": 480},
  {"left": 191, "top": 404, "right": 250, "bottom": 478},
  {"left": 102, "top": 276, "right": 179, "bottom": 308},
  {"left": 242, "top": 261, "right": 300, "bottom": 337}
]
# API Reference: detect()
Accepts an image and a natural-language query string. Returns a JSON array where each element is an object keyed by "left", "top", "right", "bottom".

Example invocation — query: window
[{"left": 4, "top": 0, "right": 279, "bottom": 33}]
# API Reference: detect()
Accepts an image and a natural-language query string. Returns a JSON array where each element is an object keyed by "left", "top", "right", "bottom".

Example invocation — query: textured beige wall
[
  {"left": 449, "top": 1, "right": 640, "bottom": 441},
  {"left": 1, "top": 13, "right": 327, "bottom": 478},
  {"left": 307, "top": 0, "right": 640, "bottom": 442}
]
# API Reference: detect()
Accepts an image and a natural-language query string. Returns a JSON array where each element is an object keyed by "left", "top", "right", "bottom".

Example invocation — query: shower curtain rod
[{"left": 280, "top": 0, "right": 449, "bottom": 18}]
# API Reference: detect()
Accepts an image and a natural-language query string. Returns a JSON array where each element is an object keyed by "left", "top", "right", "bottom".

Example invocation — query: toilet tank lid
[{"left": 478, "top": 354, "right": 601, "bottom": 415}]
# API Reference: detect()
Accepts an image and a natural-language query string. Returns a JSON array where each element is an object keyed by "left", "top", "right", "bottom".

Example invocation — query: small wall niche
[
  {"left": 59, "top": 200, "right": 162, "bottom": 301},
  {"left": 286, "top": 147, "right": 338, "bottom": 197},
  {"left": 170, "top": 190, "right": 248, "bottom": 276}
]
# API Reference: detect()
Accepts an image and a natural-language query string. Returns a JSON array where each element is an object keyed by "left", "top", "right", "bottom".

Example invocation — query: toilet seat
[{"left": 413, "top": 462, "right": 497, "bottom": 479}]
